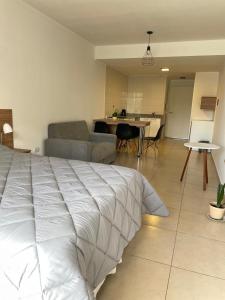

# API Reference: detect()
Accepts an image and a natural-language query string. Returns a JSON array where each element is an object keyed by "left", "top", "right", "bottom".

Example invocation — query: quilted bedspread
[{"left": 0, "top": 145, "right": 168, "bottom": 300}]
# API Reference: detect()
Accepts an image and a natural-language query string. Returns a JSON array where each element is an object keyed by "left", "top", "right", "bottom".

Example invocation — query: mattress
[{"left": 0, "top": 145, "right": 168, "bottom": 299}]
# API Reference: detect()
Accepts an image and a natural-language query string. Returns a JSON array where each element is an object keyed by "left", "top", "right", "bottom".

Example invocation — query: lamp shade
[{"left": 3, "top": 123, "right": 13, "bottom": 134}]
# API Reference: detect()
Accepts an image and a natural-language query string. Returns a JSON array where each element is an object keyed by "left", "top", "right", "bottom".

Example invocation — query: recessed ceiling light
[{"left": 161, "top": 67, "right": 170, "bottom": 72}]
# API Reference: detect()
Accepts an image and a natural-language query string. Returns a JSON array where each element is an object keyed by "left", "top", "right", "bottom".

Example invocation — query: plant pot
[
  {"left": 112, "top": 116, "right": 117, "bottom": 120},
  {"left": 209, "top": 202, "right": 225, "bottom": 220}
]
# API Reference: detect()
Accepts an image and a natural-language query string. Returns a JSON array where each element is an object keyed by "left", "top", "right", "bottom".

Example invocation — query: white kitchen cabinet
[{"left": 140, "top": 118, "right": 161, "bottom": 137}]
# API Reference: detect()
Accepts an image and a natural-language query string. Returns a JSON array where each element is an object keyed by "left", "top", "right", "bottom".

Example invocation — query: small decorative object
[
  {"left": 142, "top": 31, "right": 154, "bottom": 66},
  {"left": 209, "top": 183, "right": 225, "bottom": 220},
  {"left": 0, "top": 123, "right": 13, "bottom": 144},
  {"left": 112, "top": 107, "right": 119, "bottom": 120}
]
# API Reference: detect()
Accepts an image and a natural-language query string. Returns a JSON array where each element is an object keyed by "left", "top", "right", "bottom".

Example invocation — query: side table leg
[
  {"left": 180, "top": 148, "right": 192, "bottom": 182},
  {"left": 203, "top": 150, "right": 208, "bottom": 190},
  {"left": 205, "top": 151, "right": 208, "bottom": 184}
]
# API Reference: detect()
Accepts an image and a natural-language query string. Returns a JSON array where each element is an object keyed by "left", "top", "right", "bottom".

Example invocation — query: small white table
[{"left": 180, "top": 142, "right": 220, "bottom": 191}]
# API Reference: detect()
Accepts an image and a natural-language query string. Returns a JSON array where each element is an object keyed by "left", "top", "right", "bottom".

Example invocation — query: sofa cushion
[
  {"left": 48, "top": 121, "right": 90, "bottom": 141},
  {"left": 91, "top": 142, "right": 116, "bottom": 163}
]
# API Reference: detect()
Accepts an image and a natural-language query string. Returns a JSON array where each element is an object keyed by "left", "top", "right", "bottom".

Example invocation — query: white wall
[
  {"left": 95, "top": 39, "right": 225, "bottom": 60},
  {"left": 189, "top": 72, "right": 219, "bottom": 144},
  {"left": 105, "top": 67, "right": 128, "bottom": 116},
  {"left": 191, "top": 72, "right": 219, "bottom": 121},
  {"left": 212, "top": 64, "right": 225, "bottom": 183},
  {"left": 0, "top": 0, "right": 106, "bottom": 153},
  {"left": 127, "top": 76, "right": 167, "bottom": 114}
]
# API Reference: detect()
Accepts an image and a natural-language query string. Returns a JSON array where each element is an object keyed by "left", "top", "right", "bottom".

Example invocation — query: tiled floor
[{"left": 97, "top": 138, "right": 225, "bottom": 300}]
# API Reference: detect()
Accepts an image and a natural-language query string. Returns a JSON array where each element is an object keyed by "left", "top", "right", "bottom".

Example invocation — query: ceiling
[
  {"left": 103, "top": 56, "right": 225, "bottom": 76},
  {"left": 24, "top": 0, "right": 225, "bottom": 45}
]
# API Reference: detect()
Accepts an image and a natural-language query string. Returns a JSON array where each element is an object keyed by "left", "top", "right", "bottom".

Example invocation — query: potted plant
[{"left": 209, "top": 183, "right": 225, "bottom": 220}]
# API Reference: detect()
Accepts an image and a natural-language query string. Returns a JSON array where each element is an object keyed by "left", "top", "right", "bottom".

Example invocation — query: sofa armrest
[
  {"left": 45, "top": 138, "right": 93, "bottom": 161},
  {"left": 89, "top": 132, "right": 117, "bottom": 145}
]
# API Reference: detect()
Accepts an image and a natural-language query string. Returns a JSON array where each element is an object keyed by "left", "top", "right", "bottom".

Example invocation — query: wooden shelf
[{"left": 200, "top": 97, "right": 217, "bottom": 111}]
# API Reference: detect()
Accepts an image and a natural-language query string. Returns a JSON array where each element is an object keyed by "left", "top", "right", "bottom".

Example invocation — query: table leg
[
  {"left": 205, "top": 151, "right": 208, "bottom": 184},
  {"left": 141, "top": 128, "right": 145, "bottom": 155},
  {"left": 137, "top": 128, "right": 144, "bottom": 158},
  {"left": 203, "top": 150, "right": 208, "bottom": 190},
  {"left": 180, "top": 148, "right": 192, "bottom": 182}
]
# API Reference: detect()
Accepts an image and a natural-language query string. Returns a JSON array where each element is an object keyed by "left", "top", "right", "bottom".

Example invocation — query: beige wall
[
  {"left": 105, "top": 72, "right": 167, "bottom": 116},
  {"left": 105, "top": 67, "right": 128, "bottom": 116},
  {"left": 191, "top": 72, "right": 219, "bottom": 120},
  {"left": 212, "top": 65, "right": 225, "bottom": 183},
  {"left": 127, "top": 76, "right": 167, "bottom": 114},
  {"left": 0, "top": 0, "right": 106, "bottom": 153}
]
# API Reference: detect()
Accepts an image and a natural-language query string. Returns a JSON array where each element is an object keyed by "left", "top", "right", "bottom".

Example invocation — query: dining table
[{"left": 94, "top": 118, "right": 150, "bottom": 157}]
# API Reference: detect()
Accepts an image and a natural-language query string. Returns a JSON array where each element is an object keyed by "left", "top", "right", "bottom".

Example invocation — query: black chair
[
  {"left": 116, "top": 123, "right": 137, "bottom": 152},
  {"left": 131, "top": 126, "right": 140, "bottom": 138},
  {"left": 94, "top": 121, "right": 109, "bottom": 134},
  {"left": 144, "top": 124, "right": 164, "bottom": 156}
]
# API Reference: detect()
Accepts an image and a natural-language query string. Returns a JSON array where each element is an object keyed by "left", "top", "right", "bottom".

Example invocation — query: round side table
[{"left": 180, "top": 142, "right": 220, "bottom": 191}]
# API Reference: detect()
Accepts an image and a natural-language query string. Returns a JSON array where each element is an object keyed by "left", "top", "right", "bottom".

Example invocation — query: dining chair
[
  {"left": 116, "top": 123, "right": 137, "bottom": 152},
  {"left": 144, "top": 124, "right": 164, "bottom": 157},
  {"left": 94, "top": 121, "right": 110, "bottom": 134}
]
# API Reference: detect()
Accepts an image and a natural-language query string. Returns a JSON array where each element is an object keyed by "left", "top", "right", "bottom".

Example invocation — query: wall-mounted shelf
[{"left": 200, "top": 97, "right": 217, "bottom": 111}]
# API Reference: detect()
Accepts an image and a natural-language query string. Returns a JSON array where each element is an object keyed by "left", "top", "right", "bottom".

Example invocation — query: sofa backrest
[{"left": 48, "top": 121, "right": 90, "bottom": 141}]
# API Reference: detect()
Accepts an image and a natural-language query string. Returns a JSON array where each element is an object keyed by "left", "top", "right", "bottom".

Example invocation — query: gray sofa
[{"left": 44, "top": 121, "right": 117, "bottom": 163}]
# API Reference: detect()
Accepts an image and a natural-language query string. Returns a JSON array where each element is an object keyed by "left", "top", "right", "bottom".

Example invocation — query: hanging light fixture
[{"left": 142, "top": 31, "right": 154, "bottom": 66}]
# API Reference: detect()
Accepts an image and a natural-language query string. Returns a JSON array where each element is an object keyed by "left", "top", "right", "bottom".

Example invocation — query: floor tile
[
  {"left": 185, "top": 172, "right": 219, "bottom": 188},
  {"left": 97, "top": 255, "right": 170, "bottom": 300},
  {"left": 184, "top": 181, "right": 217, "bottom": 195},
  {"left": 181, "top": 193, "right": 212, "bottom": 214},
  {"left": 173, "top": 233, "right": 225, "bottom": 279},
  {"left": 158, "top": 191, "right": 181, "bottom": 210},
  {"left": 151, "top": 180, "right": 184, "bottom": 195},
  {"left": 126, "top": 225, "right": 176, "bottom": 265},
  {"left": 143, "top": 208, "right": 179, "bottom": 231},
  {"left": 178, "top": 211, "right": 225, "bottom": 242},
  {"left": 166, "top": 267, "right": 225, "bottom": 300},
  {"left": 186, "top": 166, "right": 219, "bottom": 180},
  {"left": 151, "top": 171, "right": 182, "bottom": 183}
]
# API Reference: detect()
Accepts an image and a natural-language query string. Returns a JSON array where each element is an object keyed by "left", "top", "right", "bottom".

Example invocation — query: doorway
[{"left": 165, "top": 79, "right": 194, "bottom": 139}]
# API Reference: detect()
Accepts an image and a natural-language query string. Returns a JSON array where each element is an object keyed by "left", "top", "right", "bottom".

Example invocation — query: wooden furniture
[
  {"left": 0, "top": 109, "right": 13, "bottom": 148},
  {"left": 94, "top": 118, "right": 150, "bottom": 157},
  {"left": 14, "top": 148, "right": 31, "bottom": 153},
  {"left": 180, "top": 142, "right": 220, "bottom": 191},
  {"left": 200, "top": 97, "right": 217, "bottom": 111}
]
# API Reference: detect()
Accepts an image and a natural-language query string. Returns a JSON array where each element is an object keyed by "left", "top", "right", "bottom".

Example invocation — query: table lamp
[{"left": 0, "top": 123, "right": 13, "bottom": 144}]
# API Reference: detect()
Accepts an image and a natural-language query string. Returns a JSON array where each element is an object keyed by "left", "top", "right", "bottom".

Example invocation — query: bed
[{"left": 0, "top": 145, "right": 168, "bottom": 300}]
